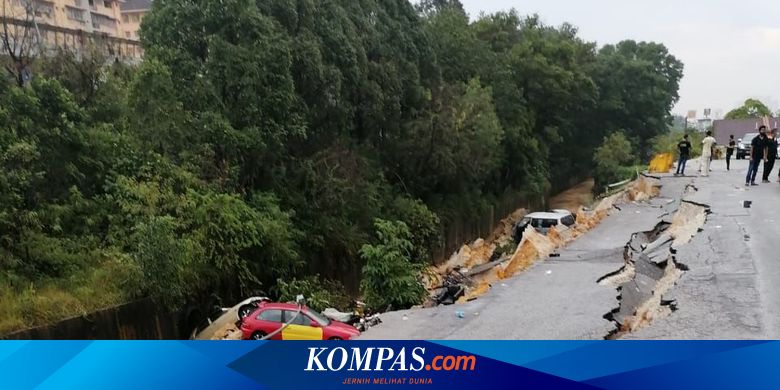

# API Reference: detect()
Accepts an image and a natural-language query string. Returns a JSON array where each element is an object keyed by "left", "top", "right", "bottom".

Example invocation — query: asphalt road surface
[{"left": 361, "top": 158, "right": 780, "bottom": 340}]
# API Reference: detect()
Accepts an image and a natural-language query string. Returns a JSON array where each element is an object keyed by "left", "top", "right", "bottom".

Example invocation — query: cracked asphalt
[
  {"left": 360, "top": 158, "right": 780, "bottom": 340},
  {"left": 627, "top": 158, "right": 780, "bottom": 339}
]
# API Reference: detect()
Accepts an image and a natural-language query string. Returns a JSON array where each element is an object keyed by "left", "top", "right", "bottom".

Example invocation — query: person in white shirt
[{"left": 701, "top": 131, "right": 717, "bottom": 177}]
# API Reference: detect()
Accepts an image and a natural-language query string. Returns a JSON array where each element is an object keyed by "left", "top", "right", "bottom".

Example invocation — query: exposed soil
[{"left": 549, "top": 179, "right": 595, "bottom": 212}]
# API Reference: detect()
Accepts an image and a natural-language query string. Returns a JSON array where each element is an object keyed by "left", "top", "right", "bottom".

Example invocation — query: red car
[{"left": 240, "top": 302, "right": 361, "bottom": 340}]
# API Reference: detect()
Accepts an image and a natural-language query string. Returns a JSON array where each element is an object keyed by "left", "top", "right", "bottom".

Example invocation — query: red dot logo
[{"left": 425, "top": 364, "right": 431, "bottom": 371}]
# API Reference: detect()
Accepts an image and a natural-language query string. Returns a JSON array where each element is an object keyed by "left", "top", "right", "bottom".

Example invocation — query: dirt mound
[
  {"left": 497, "top": 226, "right": 556, "bottom": 279},
  {"left": 625, "top": 175, "right": 661, "bottom": 202},
  {"left": 487, "top": 208, "right": 528, "bottom": 246}
]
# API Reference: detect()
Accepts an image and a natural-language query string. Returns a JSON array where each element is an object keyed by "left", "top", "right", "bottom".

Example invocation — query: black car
[{"left": 737, "top": 133, "right": 759, "bottom": 159}]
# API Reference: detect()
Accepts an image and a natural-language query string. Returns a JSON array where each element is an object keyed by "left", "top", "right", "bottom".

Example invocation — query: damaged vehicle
[
  {"left": 512, "top": 210, "right": 576, "bottom": 243},
  {"left": 322, "top": 302, "right": 382, "bottom": 332},
  {"left": 236, "top": 297, "right": 273, "bottom": 320},
  {"left": 240, "top": 301, "right": 361, "bottom": 340},
  {"left": 428, "top": 267, "right": 471, "bottom": 306}
]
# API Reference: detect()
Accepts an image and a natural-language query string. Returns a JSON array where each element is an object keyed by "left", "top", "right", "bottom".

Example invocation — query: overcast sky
[{"left": 459, "top": 0, "right": 780, "bottom": 117}]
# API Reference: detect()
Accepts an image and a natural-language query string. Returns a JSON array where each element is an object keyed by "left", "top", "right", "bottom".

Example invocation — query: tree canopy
[
  {"left": 0, "top": 0, "right": 683, "bottom": 333},
  {"left": 725, "top": 98, "right": 773, "bottom": 119}
]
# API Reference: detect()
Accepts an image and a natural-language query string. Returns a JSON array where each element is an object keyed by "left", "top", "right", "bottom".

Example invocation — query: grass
[{"left": 0, "top": 256, "right": 134, "bottom": 336}]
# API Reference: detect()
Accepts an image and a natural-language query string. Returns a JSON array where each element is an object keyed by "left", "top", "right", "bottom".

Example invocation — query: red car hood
[{"left": 329, "top": 320, "right": 361, "bottom": 336}]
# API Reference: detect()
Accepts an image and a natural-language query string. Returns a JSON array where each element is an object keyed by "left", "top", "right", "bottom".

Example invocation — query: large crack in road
[{"left": 600, "top": 193, "right": 710, "bottom": 339}]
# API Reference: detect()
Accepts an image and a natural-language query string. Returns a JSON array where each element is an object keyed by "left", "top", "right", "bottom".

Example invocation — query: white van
[{"left": 512, "top": 210, "right": 576, "bottom": 243}]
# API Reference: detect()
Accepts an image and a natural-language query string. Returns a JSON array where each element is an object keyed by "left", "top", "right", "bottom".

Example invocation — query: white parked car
[{"left": 512, "top": 210, "right": 576, "bottom": 243}]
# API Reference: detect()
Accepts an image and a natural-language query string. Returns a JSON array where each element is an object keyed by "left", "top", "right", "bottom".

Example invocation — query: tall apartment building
[
  {"left": 2, "top": 0, "right": 124, "bottom": 38},
  {"left": 2, "top": 0, "right": 143, "bottom": 60},
  {"left": 119, "top": 0, "right": 149, "bottom": 40}
]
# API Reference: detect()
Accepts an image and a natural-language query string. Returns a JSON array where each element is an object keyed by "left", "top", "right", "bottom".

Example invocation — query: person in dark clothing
[
  {"left": 763, "top": 129, "right": 778, "bottom": 183},
  {"left": 675, "top": 134, "right": 692, "bottom": 176},
  {"left": 746, "top": 126, "right": 767, "bottom": 186},
  {"left": 726, "top": 135, "right": 736, "bottom": 171}
]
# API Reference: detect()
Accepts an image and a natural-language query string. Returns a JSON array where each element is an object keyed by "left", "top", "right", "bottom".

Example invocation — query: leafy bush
[
  {"left": 360, "top": 219, "right": 427, "bottom": 311},
  {"left": 274, "top": 275, "right": 351, "bottom": 312},
  {"left": 132, "top": 216, "right": 198, "bottom": 309},
  {"left": 651, "top": 131, "right": 705, "bottom": 159},
  {"left": 391, "top": 197, "right": 442, "bottom": 264},
  {"left": 593, "top": 132, "right": 637, "bottom": 190}
]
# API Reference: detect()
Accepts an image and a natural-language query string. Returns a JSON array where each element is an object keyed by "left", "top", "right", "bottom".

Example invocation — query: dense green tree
[
  {"left": 391, "top": 79, "right": 504, "bottom": 199},
  {"left": 725, "top": 98, "right": 773, "bottom": 119},
  {"left": 589, "top": 41, "right": 684, "bottom": 160}
]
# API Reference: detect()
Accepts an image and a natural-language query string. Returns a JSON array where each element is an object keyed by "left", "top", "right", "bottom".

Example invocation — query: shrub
[
  {"left": 360, "top": 219, "right": 426, "bottom": 311},
  {"left": 132, "top": 216, "right": 198, "bottom": 309},
  {"left": 651, "top": 131, "right": 705, "bottom": 159},
  {"left": 391, "top": 197, "right": 442, "bottom": 264},
  {"left": 593, "top": 132, "right": 637, "bottom": 190},
  {"left": 274, "top": 275, "right": 351, "bottom": 312}
]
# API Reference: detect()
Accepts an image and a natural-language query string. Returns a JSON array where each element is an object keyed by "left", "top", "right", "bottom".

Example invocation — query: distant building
[
  {"left": 3, "top": 0, "right": 123, "bottom": 36},
  {"left": 712, "top": 117, "right": 780, "bottom": 146},
  {"left": 1, "top": 0, "right": 142, "bottom": 60},
  {"left": 695, "top": 118, "right": 713, "bottom": 132},
  {"left": 120, "top": 0, "right": 150, "bottom": 41}
]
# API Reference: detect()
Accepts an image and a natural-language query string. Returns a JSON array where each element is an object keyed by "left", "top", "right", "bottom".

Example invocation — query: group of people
[
  {"left": 673, "top": 125, "right": 779, "bottom": 186},
  {"left": 742, "top": 126, "right": 779, "bottom": 186},
  {"left": 674, "top": 131, "right": 717, "bottom": 176}
]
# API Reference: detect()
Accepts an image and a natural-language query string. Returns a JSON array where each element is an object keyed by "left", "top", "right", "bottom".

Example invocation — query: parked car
[
  {"left": 236, "top": 297, "right": 272, "bottom": 321},
  {"left": 737, "top": 133, "right": 759, "bottom": 159},
  {"left": 512, "top": 210, "right": 576, "bottom": 243},
  {"left": 736, "top": 133, "right": 780, "bottom": 159},
  {"left": 240, "top": 301, "right": 361, "bottom": 340}
]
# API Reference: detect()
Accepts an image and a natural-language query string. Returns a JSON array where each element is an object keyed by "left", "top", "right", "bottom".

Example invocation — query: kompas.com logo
[{"left": 304, "top": 347, "right": 477, "bottom": 372}]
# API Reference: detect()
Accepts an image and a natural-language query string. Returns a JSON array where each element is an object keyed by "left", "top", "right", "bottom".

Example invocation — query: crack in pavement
[{"left": 600, "top": 188, "right": 710, "bottom": 339}]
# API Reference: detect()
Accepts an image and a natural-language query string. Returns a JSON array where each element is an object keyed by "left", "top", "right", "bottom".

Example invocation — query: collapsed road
[{"left": 361, "top": 158, "right": 780, "bottom": 340}]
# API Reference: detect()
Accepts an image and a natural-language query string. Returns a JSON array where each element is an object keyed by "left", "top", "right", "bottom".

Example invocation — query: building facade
[
  {"left": 3, "top": 0, "right": 124, "bottom": 37},
  {"left": 712, "top": 117, "right": 780, "bottom": 146},
  {"left": 2, "top": 0, "right": 142, "bottom": 60},
  {"left": 119, "top": 0, "right": 149, "bottom": 40}
]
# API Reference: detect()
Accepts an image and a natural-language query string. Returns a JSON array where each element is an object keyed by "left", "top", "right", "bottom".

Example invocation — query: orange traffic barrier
[{"left": 648, "top": 153, "right": 673, "bottom": 173}]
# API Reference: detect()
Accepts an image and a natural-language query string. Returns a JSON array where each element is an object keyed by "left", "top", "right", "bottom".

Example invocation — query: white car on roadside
[{"left": 512, "top": 210, "right": 576, "bottom": 243}]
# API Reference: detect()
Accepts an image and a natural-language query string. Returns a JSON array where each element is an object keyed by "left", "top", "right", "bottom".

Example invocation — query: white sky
[{"left": 459, "top": 0, "right": 780, "bottom": 117}]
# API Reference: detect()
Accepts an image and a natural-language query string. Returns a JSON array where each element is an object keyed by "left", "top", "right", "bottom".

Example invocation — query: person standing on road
[
  {"left": 701, "top": 131, "right": 717, "bottom": 177},
  {"left": 675, "top": 134, "right": 692, "bottom": 176},
  {"left": 762, "top": 128, "right": 778, "bottom": 183},
  {"left": 746, "top": 126, "right": 768, "bottom": 186},
  {"left": 726, "top": 135, "right": 736, "bottom": 171}
]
